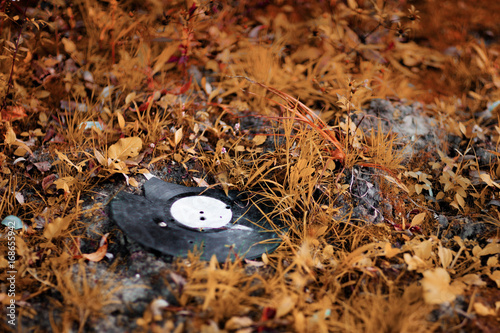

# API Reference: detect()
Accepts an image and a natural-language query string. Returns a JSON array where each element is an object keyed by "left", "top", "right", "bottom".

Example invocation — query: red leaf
[{"left": 42, "top": 174, "right": 58, "bottom": 191}]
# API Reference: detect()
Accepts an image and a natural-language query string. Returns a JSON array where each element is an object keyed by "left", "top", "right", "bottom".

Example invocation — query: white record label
[{"left": 170, "top": 196, "right": 232, "bottom": 229}]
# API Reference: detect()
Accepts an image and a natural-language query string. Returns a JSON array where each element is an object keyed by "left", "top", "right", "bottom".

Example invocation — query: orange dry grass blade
[{"left": 234, "top": 76, "right": 346, "bottom": 162}]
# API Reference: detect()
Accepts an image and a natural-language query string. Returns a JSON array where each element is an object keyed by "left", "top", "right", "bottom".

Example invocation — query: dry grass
[{"left": 1, "top": 0, "right": 499, "bottom": 331}]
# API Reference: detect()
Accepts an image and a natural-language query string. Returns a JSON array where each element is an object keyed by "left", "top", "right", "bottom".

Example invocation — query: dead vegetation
[{"left": 1, "top": 0, "right": 499, "bottom": 332}]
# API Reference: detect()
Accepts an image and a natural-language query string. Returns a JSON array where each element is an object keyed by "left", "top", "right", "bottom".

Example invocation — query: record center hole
[{"left": 200, "top": 217, "right": 206, "bottom": 221}]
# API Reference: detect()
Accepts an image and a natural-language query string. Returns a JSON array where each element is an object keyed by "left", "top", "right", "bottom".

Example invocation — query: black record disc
[{"left": 109, "top": 177, "right": 285, "bottom": 261}]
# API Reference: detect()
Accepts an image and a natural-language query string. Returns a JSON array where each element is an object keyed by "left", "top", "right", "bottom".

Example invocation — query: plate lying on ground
[{"left": 110, "top": 177, "right": 285, "bottom": 261}]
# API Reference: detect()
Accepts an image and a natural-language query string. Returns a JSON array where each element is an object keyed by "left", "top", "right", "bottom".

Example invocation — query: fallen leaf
[
  {"left": 174, "top": 127, "right": 183, "bottom": 146},
  {"left": 438, "top": 243, "right": 453, "bottom": 269},
  {"left": 476, "top": 243, "right": 500, "bottom": 256},
  {"left": 55, "top": 150, "right": 82, "bottom": 172},
  {"left": 61, "top": 37, "right": 76, "bottom": 53},
  {"left": 473, "top": 302, "right": 496, "bottom": 316},
  {"left": 252, "top": 134, "right": 267, "bottom": 146},
  {"left": 224, "top": 316, "right": 253, "bottom": 330},
  {"left": 108, "top": 137, "right": 143, "bottom": 161},
  {"left": 4, "top": 126, "right": 34, "bottom": 156},
  {"left": 276, "top": 295, "right": 296, "bottom": 318},
  {"left": 383, "top": 242, "right": 401, "bottom": 258},
  {"left": 42, "top": 174, "right": 58, "bottom": 191},
  {"left": 94, "top": 149, "right": 107, "bottom": 166},
  {"left": 192, "top": 177, "right": 209, "bottom": 187},
  {"left": 421, "top": 268, "right": 464, "bottom": 305},
  {"left": 34, "top": 161, "right": 52, "bottom": 173},
  {"left": 404, "top": 253, "right": 427, "bottom": 271},
  {"left": 411, "top": 212, "right": 426, "bottom": 227},
  {"left": 486, "top": 270, "right": 500, "bottom": 288},
  {"left": 43, "top": 216, "right": 72, "bottom": 240},
  {"left": 79, "top": 233, "right": 109, "bottom": 262}
]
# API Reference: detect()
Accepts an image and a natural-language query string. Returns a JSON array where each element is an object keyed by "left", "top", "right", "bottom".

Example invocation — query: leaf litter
[{"left": 0, "top": 0, "right": 500, "bottom": 332}]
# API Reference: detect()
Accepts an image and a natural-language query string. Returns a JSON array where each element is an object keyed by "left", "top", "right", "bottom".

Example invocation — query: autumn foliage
[{"left": 1, "top": 0, "right": 500, "bottom": 332}]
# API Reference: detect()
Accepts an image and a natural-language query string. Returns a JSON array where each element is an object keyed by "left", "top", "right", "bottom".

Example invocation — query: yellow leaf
[
  {"left": 384, "top": 175, "right": 409, "bottom": 193},
  {"left": 421, "top": 268, "right": 463, "bottom": 305},
  {"left": 300, "top": 167, "right": 315, "bottom": 178},
  {"left": 5, "top": 126, "right": 34, "bottom": 156},
  {"left": 5, "top": 126, "right": 16, "bottom": 145},
  {"left": 35, "top": 90, "right": 51, "bottom": 99},
  {"left": 55, "top": 150, "right": 82, "bottom": 172},
  {"left": 477, "top": 243, "right": 500, "bottom": 256},
  {"left": 413, "top": 239, "right": 434, "bottom": 260},
  {"left": 245, "top": 159, "right": 273, "bottom": 186},
  {"left": 276, "top": 295, "right": 296, "bottom": 318},
  {"left": 459, "top": 274, "right": 486, "bottom": 287},
  {"left": 108, "top": 137, "right": 143, "bottom": 160},
  {"left": 14, "top": 147, "right": 27, "bottom": 156},
  {"left": 262, "top": 252, "right": 269, "bottom": 265},
  {"left": 480, "top": 173, "right": 500, "bottom": 188},
  {"left": 153, "top": 43, "right": 179, "bottom": 74},
  {"left": 217, "top": 171, "right": 229, "bottom": 196},
  {"left": 129, "top": 177, "right": 139, "bottom": 187},
  {"left": 315, "top": 225, "right": 328, "bottom": 237},
  {"left": 94, "top": 149, "right": 107, "bottom": 166},
  {"left": 347, "top": 0, "right": 358, "bottom": 9},
  {"left": 458, "top": 122, "right": 467, "bottom": 136},
  {"left": 61, "top": 37, "right": 76, "bottom": 53},
  {"left": 252, "top": 135, "right": 267, "bottom": 146},
  {"left": 225, "top": 317, "right": 253, "bottom": 330},
  {"left": 43, "top": 216, "right": 72, "bottom": 240},
  {"left": 53, "top": 176, "right": 75, "bottom": 194},
  {"left": 323, "top": 245, "right": 334, "bottom": 259},
  {"left": 173, "top": 153, "right": 182, "bottom": 163},
  {"left": 174, "top": 127, "right": 183, "bottom": 146},
  {"left": 487, "top": 270, "right": 500, "bottom": 288},
  {"left": 404, "top": 253, "right": 427, "bottom": 271},
  {"left": 473, "top": 302, "right": 496, "bottom": 316},
  {"left": 411, "top": 212, "right": 426, "bottom": 227},
  {"left": 149, "top": 154, "right": 169, "bottom": 165},
  {"left": 487, "top": 256, "right": 498, "bottom": 267},
  {"left": 455, "top": 193, "right": 465, "bottom": 209},
  {"left": 116, "top": 111, "right": 125, "bottom": 130},
  {"left": 125, "top": 92, "right": 136, "bottom": 105},
  {"left": 383, "top": 242, "right": 400, "bottom": 258},
  {"left": 437, "top": 243, "right": 453, "bottom": 269}
]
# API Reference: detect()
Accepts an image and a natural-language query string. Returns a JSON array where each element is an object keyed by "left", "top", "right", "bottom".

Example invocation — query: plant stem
[{"left": 0, "top": 1, "right": 29, "bottom": 113}]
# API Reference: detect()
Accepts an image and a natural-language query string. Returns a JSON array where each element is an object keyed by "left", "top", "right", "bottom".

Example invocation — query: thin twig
[{"left": 0, "top": 2, "right": 29, "bottom": 112}]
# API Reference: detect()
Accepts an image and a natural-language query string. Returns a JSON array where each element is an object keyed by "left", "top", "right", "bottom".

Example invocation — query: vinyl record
[{"left": 110, "top": 177, "right": 285, "bottom": 261}]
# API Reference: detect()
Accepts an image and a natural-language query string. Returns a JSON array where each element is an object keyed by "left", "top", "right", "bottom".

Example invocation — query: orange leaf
[
  {"left": 81, "top": 233, "right": 108, "bottom": 262},
  {"left": 1, "top": 106, "right": 27, "bottom": 121}
]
